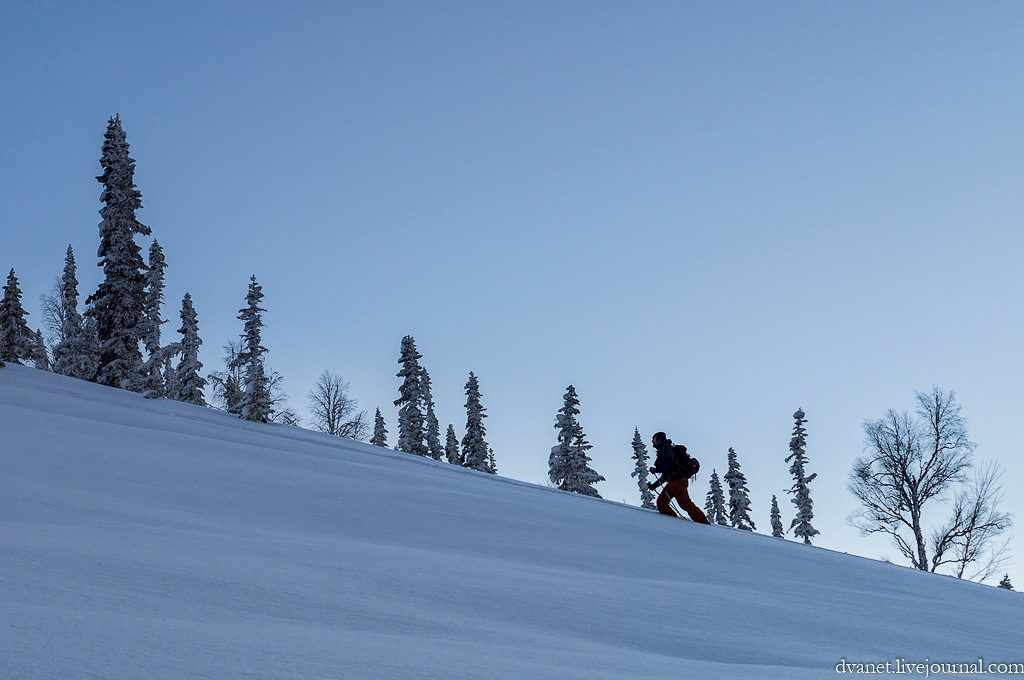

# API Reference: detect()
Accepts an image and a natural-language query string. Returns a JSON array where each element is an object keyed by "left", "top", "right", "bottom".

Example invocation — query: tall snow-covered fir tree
[
  {"left": 771, "top": 495, "right": 785, "bottom": 538},
  {"left": 461, "top": 372, "right": 493, "bottom": 473},
  {"left": 445, "top": 423, "right": 462, "bottom": 466},
  {"left": 0, "top": 269, "right": 35, "bottom": 365},
  {"left": 138, "top": 240, "right": 168, "bottom": 398},
  {"left": 725, "top": 448, "right": 756, "bottom": 531},
  {"left": 394, "top": 336, "right": 428, "bottom": 457},
  {"left": 235, "top": 276, "right": 273, "bottom": 423},
  {"left": 786, "top": 408, "right": 819, "bottom": 544},
  {"left": 548, "top": 385, "right": 604, "bottom": 497},
  {"left": 420, "top": 368, "right": 444, "bottom": 460},
  {"left": 705, "top": 469, "right": 728, "bottom": 526},
  {"left": 630, "top": 428, "right": 656, "bottom": 510},
  {"left": 85, "top": 114, "right": 152, "bottom": 390},
  {"left": 51, "top": 245, "right": 99, "bottom": 380},
  {"left": 370, "top": 408, "right": 388, "bottom": 448},
  {"left": 174, "top": 293, "right": 206, "bottom": 406}
]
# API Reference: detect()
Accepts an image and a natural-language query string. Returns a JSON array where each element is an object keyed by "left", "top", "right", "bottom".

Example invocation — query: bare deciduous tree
[
  {"left": 931, "top": 461, "right": 1013, "bottom": 581},
  {"left": 849, "top": 387, "right": 1013, "bottom": 581},
  {"left": 39, "top": 277, "right": 70, "bottom": 347},
  {"left": 308, "top": 370, "right": 368, "bottom": 440},
  {"left": 208, "top": 340, "right": 244, "bottom": 415}
]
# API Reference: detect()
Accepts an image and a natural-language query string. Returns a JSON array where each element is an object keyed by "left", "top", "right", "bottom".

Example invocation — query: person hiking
[{"left": 648, "top": 431, "right": 710, "bottom": 524}]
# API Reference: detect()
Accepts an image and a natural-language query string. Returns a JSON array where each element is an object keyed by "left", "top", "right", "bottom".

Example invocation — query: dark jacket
[{"left": 651, "top": 438, "right": 687, "bottom": 486}]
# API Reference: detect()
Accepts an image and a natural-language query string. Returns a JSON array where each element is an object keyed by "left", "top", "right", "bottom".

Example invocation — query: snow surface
[{"left": 2, "top": 365, "right": 1021, "bottom": 679}]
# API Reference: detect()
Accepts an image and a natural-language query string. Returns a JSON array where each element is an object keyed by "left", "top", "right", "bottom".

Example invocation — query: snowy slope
[{"left": 1, "top": 365, "right": 1021, "bottom": 679}]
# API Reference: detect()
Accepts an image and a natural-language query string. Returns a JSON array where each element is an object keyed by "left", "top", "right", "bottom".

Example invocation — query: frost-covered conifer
[
  {"left": 394, "top": 336, "right": 428, "bottom": 456},
  {"left": 725, "top": 447, "right": 755, "bottom": 531},
  {"left": 138, "top": 240, "right": 168, "bottom": 398},
  {"left": 630, "top": 428, "right": 656, "bottom": 510},
  {"left": 236, "top": 276, "right": 273, "bottom": 422},
  {"left": 370, "top": 408, "right": 388, "bottom": 448},
  {"left": 998, "top": 574, "right": 1014, "bottom": 590},
  {"left": 705, "top": 469, "right": 728, "bottom": 526},
  {"left": 30, "top": 329, "right": 49, "bottom": 370},
  {"left": 174, "top": 293, "right": 206, "bottom": 406},
  {"left": 548, "top": 385, "right": 604, "bottom": 497},
  {"left": 462, "top": 372, "right": 493, "bottom": 473},
  {"left": 771, "top": 495, "right": 785, "bottom": 538},
  {"left": 52, "top": 246, "right": 98, "bottom": 380},
  {"left": 488, "top": 447, "right": 497, "bottom": 475},
  {"left": 82, "top": 315, "right": 101, "bottom": 378},
  {"left": 85, "top": 115, "right": 151, "bottom": 390},
  {"left": 786, "top": 408, "right": 819, "bottom": 544},
  {"left": 420, "top": 368, "right": 444, "bottom": 460},
  {"left": 163, "top": 356, "right": 178, "bottom": 400},
  {"left": 0, "top": 269, "right": 34, "bottom": 365},
  {"left": 445, "top": 423, "right": 462, "bottom": 465}
]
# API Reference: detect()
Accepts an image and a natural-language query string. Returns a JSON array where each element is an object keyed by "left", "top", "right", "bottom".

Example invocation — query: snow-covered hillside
[{"left": 2, "top": 365, "right": 1021, "bottom": 679}]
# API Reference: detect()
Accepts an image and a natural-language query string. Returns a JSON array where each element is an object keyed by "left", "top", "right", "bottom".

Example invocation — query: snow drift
[{"left": 1, "top": 365, "right": 1021, "bottom": 679}]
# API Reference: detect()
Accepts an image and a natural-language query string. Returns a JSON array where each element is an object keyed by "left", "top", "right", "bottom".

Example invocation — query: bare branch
[
  {"left": 930, "top": 460, "right": 1013, "bottom": 581},
  {"left": 849, "top": 388, "right": 1001, "bottom": 578},
  {"left": 307, "top": 370, "right": 369, "bottom": 440}
]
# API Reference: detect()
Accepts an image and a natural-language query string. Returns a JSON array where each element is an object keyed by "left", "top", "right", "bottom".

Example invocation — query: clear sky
[{"left": 3, "top": 1, "right": 1023, "bottom": 581}]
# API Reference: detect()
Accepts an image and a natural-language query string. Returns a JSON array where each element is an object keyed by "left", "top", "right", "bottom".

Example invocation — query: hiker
[{"left": 648, "top": 431, "right": 710, "bottom": 524}]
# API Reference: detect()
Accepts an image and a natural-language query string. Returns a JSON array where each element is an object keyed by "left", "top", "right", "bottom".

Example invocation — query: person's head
[{"left": 652, "top": 431, "right": 667, "bottom": 446}]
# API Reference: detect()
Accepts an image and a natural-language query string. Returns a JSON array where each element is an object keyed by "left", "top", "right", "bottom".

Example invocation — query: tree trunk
[{"left": 911, "top": 508, "right": 929, "bottom": 570}]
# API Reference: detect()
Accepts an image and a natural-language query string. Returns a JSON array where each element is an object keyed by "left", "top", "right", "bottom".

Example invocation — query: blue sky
[{"left": 3, "top": 2, "right": 1023, "bottom": 579}]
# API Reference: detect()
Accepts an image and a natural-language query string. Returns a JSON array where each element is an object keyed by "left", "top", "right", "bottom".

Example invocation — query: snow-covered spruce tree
[
  {"left": 786, "top": 408, "right": 819, "bottom": 544},
  {"left": 236, "top": 276, "right": 273, "bottom": 423},
  {"left": 998, "top": 574, "right": 1014, "bottom": 590},
  {"left": 30, "top": 329, "right": 50, "bottom": 370},
  {"left": 488, "top": 447, "right": 497, "bottom": 475},
  {"left": 705, "top": 469, "right": 728, "bottom": 526},
  {"left": 138, "top": 240, "right": 168, "bottom": 398},
  {"left": 461, "top": 372, "right": 493, "bottom": 473},
  {"left": 420, "top": 368, "right": 444, "bottom": 460},
  {"left": 771, "top": 495, "right": 785, "bottom": 538},
  {"left": 630, "top": 428, "right": 656, "bottom": 510},
  {"left": 548, "top": 385, "right": 604, "bottom": 497},
  {"left": 394, "top": 335, "right": 428, "bottom": 456},
  {"left": 0, "top": 269, "right": 35, "bottom": 365},
  {"left": 725, "top": 448, "right": 756, "bottom": 531},
  {"left": 173, "top": 293, "right": 206, "bottom": 406},
  {"left": 51, "top": 246, "right": 99, "bottom": 380},
  {"left": 370, "top": 408, "right": 388, "bottom": 448},
  {"left": 85, "top": 114, "right": 151, "bottom": 390},
  {"left": 163, "top": 356, "right": 178, "bottom": 401},
  {"left": 445, "top": 423, "right": 462, "bottom": 466}
]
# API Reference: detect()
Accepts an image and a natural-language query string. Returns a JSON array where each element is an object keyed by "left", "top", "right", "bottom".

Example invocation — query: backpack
[{"left": 673, "top": 444, "right": 700, "bottom": 480}]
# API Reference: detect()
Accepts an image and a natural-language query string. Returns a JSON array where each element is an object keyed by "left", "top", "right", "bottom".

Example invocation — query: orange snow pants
[{"left": 657, "top": 478, "right": 711, "bottom": 524}]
